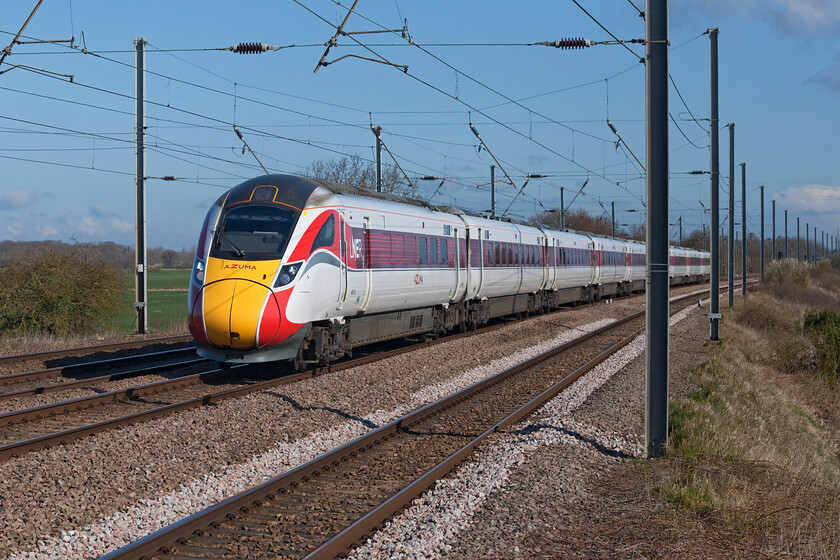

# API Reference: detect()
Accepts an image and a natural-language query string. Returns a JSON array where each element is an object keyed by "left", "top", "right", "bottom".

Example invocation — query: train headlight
[
  {"left": 274, "top": 262, "right": 302, "bottom": 288},
  {"left": 192, "top": 257, "right": 206, "bottom": 285}
]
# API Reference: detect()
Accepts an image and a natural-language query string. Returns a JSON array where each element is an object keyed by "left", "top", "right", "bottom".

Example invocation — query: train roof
[{"left": 224, "top": 176, "right": 705, "bottom": 254}]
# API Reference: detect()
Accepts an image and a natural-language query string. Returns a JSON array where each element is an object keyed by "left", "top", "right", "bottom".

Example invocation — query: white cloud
[
  {"left": 109, "top": 218, "right": 133, "bottom": 233},
  {"left": 77, "top": 215, "right": 105, "bottom": 236},
  {"left": 676, "top": 0, "right": 840, "bottom": 36},
  {"left": 91, "top": 203, "right": 118, "bottom": 218},
  {"left": 35, "top": 225, "right": 59, "bottom": 238},
  {"left": 2, "top": 221, "right": 24, "bottom": 237},
  {"left": 808, "top": 54, "right": 840, "bottom": 94},
  {"left": 775, "top": 184, "right": 840, "bottom": 214},
  {"left": 0, "top": 189, "right": 38, "bottom": 210}
]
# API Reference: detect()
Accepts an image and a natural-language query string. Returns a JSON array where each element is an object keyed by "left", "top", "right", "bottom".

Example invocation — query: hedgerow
[{"left": 0, "top": 247, "right": 123, "bottom": 337}]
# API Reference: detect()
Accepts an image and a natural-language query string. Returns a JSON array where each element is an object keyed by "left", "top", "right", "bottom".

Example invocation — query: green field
[{"left": 118, "top": 269, "right": 191, "bottom": 333}]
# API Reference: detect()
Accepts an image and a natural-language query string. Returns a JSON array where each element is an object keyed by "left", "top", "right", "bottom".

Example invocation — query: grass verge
[{"left": 654, "top": 264, "right": 840, "bottom": 558}]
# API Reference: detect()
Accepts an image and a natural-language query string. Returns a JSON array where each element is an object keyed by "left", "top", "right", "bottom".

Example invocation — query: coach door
[
  {"left": 337, "top": 214, "right": 348, "bottom": 310},
  {"left": 359, "top": 217, "right": 373, "bottom": 311},
  {"left": 452, "top": 228, "right": 462, "bottom": 302},
  {"left": 590, "top": 240, "right": 601, "bottom": 285},
  {"left": 476, "top": 227, "right": 485, "bottom": 297}
]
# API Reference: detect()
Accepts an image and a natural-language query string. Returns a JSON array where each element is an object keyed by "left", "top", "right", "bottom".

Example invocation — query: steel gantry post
[
  {"left": 490, "top": 165, "right": 496, "bottom": 219},
  {"left": 374, "top": 126, "right": 382, "bottom": 193},
  {"left": 644, "top": 0, "right": 670, "bottom": 459},
  {"left": 785, "top": 210, "right": 788, "bottom": 258},
  {"left": 134, "top": 38, "right": 148, "bottom": 334},
  {"left": 797, "top": 217, "right": 801, "bottom": 261},
  {"left": 760, "top": 185, "right": 765, "bottom": 278},
  {"left": 740, "top": 162, "right": 746, "bottom": 294},
  {"left": 560, "top": 186, "right": 565, "bottom": 229},
  {"left": 772, "top": 200, "right": 776, "bottom": 260},
  {"left": 708, "top": 27, "right": 720, "bottom": 340},
  {"left": 728, "top": 123, "right": 735, "bottom": 307}
]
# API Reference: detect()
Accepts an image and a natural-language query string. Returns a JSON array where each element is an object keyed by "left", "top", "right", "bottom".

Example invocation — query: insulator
[
  {"left": 233, "top": 42, "right": 266, "bottom": 54},
  {"left": 542, "top": 38, "right": 589, "bottom": 50}
]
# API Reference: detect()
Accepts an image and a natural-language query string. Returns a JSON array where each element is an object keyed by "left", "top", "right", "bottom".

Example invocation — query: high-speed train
[{"left": 188, "top": 175, "right": 710, "bottom": 367}]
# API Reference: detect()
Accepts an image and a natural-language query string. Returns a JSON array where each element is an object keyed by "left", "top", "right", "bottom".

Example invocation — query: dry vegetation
[
  {"left": 654, "top": 258, "right": 840, "bottom": 557},
  {"left": 0, "top": 247, "right": 124, "bottom": 337}
]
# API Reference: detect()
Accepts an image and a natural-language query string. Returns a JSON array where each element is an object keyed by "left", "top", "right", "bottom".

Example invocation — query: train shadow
[
  {"left": 264, "top": 391, "right": 380, "bottom": 429},
  {"left": 515, "top": 423, "right": 637, "bottom": 460}
]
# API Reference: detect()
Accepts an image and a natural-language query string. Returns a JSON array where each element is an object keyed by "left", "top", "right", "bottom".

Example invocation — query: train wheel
[{"left": 293, "top": 349, "right": 308, "bottom": 372}]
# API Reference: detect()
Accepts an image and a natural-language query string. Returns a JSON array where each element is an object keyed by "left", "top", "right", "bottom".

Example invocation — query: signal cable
[
  {"left": 669, "top": 73, "right": 709, "bottom": 133},
  {"left": 568, "top": 0, "right": 643, "bottom": 62},
  {"left": 293, "top": 0, "right": 644, "bottom": 209},
  {"left": 321, "top": 0, "right": 613, "bottom": 144}
]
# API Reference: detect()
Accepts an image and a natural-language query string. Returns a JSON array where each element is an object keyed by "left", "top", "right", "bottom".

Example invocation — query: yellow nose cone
[{"left": 202, "top": 279, "right": 277, "bottom": 349}]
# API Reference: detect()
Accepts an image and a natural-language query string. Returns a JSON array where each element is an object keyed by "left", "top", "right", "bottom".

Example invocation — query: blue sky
[{"left": 1, "top": 0, "right": 838, "bottom": 250}]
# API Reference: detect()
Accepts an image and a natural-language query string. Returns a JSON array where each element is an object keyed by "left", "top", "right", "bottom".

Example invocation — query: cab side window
[{"left": 310, "top": 215, "right": 335, "bottom": 253}]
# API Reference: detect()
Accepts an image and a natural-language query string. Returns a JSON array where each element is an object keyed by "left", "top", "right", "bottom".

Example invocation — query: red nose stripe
[
  {"left": 260, "top": 288, "right": 305, "bottom": 348},
  {"left": 188, "top": 287, "right": 209, "bottom": 346},
  {"left": 257, "top": 292, "right": 281, "bottom": 348}
]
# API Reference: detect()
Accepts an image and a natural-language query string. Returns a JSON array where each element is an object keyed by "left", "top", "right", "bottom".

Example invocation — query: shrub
[
  {"left": 802, "top": 309, "right": 840, "bottom": 381},
  {"left": 764, "top": 258, "right": 809, "bottom": 297},
  {"left": 734, "top": 296, "right": 786, "bottom": 333},
  {"left": 0, "top": 247, "right": 123, "bottom": 337},
  {"left": 811, "top": 259, "right": 832, "bottom": 278},
  {"left": 773, "top": 334, "right": 815, "bottom": 375}
]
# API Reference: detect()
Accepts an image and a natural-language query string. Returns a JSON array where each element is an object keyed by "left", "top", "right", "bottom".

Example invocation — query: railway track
[
  {"left": 0, "top": 347, "right": 204, "bottom": 398},
  {"left": 0, "top": 282, "right": 744, "bottom": 464},
  {"left": 98, "top": 290, "right": 711, "bottom": 560},
  {"left": 0, "top": 304, "right": 566, "bottom": 463},
  {"left": 0, "top": 334, "right": 194, "bottom": 368}
]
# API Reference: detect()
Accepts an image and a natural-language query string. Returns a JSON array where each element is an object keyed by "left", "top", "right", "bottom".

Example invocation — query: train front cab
[{"left": 188, "top": 176, "right": 324, "bottom": 363}]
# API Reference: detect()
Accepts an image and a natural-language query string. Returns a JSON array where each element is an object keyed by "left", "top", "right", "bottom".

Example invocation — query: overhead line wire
[
  {"left": 568, "top": 0, "right": 644, "bottom": 62},
  {"left": 323, "top": 0, "right": 613, "bottom": 144},
  {"left": 294, "top": 0, "right": 645, "bottom": 210},
  {"left": 669, "top": 73, "right": 708, "bottom": 133}
]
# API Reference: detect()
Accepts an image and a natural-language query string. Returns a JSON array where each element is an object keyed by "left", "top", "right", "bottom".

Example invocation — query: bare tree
[
  {"left": 304, "top": 154, "right": 415, "bottom": 197},
  {"left": 625, "top": 222, "right": 645, "bottom": 241},
  {"left": 680, "top": 228, "right": 708, "bottom": 251},
  {"left": 533, "top": 208, "right": 616, "bottom": 237}
]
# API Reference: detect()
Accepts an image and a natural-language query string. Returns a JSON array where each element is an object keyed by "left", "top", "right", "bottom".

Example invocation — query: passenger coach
[{"left": 188, "top": 175, "right": 710, "bottom": 367}]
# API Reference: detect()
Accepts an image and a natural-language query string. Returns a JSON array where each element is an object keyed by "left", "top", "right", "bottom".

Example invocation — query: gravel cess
[
  {"left": 3, "top": 316, "right": 619, "bottom": 559},
  {"left": 0, "top": 285, "right": 709, "bottom": 560},
  {"left": 345, "top": 304, "right": 702, "bottom": 559}
]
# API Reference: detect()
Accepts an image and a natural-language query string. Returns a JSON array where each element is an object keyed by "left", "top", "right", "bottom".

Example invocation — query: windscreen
[{"left": 209, "top": 204, "right": 299, "bottom": 261}]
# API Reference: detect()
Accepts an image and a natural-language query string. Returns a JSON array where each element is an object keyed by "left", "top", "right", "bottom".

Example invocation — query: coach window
[
  {"left": 440, "top": 238, "right": 448, "bottom": 265},
  {"left": 310, "top": 214, "right": 335, "bottom": 253},
  {"left": 430, "top": 238, "right": 438, "bottom": 265},
  {"left": 390, "top": 234, "right": 403, "bottom": 266},
  {"left": 494, "top": 244, "right": 500, "bottom": 266},
  {"left": 419, "top": 237, "right": 428, "bottom": 265}
]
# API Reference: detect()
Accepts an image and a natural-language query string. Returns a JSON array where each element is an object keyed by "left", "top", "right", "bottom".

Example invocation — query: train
[{"left": 187, "top": 174, "right": 710, "bottom": 368}]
